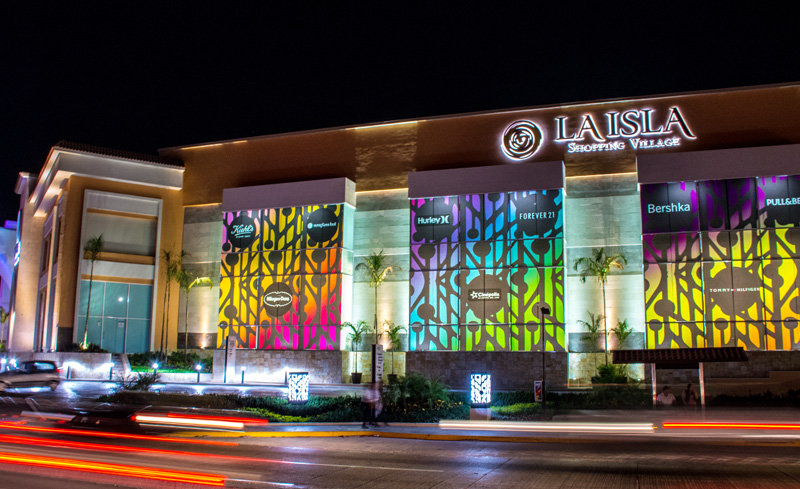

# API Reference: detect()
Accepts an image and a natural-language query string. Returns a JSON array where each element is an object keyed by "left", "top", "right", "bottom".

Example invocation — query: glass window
[
  {"left": 103, "top": 282, "right": 128, "bottom": 318},
  {"left": 128, "top": 284, "right": 152, "bottom": 319}
]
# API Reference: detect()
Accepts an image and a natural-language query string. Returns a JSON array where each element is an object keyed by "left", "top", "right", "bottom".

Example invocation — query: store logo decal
[{"left": 501, "top": 121, "right": 543, "bottom": 160}]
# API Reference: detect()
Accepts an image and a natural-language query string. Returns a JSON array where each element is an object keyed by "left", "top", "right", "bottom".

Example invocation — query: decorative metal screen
[
  {"left": 410, "top": 190, "right": 565, "bottom": 352},
  {"left": 641, "top": 175, "right": 800, "bottom": 350},
  {"left": 218, "top": 204, "right": 353, "bottom": 350}
]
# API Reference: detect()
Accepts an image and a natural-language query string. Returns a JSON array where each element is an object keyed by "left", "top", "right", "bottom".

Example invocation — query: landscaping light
[
  {"left": 470, "top": 373, "right": 491, "bottom": 406},
  {"left": 287, "top": 372, "right": 309, "bottom": 403},
  {"left": 195, "top": 364, "right": 202, "bottom": 383},
  {"left": 152, "top": 363, "right": 159, "bottom": 375}
]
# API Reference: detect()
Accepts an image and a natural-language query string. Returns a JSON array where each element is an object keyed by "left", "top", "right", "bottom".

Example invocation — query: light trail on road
[
  {"left": 0, "top": 450, "right": 225, "bottom": 486},
  {"left": 0, "top": 421, "right": 237, "bottom": 446}
]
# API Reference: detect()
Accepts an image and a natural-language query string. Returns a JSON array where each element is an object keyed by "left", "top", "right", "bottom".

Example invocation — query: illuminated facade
[{"left": 8, "top": 84, "right": 800, "bottom": 387}]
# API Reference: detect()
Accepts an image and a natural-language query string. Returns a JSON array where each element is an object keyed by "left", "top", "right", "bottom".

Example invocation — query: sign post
[
  {"left": 371, "top": 344, "right": 384, "bottom": 383},
  {"left": 225, "top": 336, "right": 237, "bottom": 384}
]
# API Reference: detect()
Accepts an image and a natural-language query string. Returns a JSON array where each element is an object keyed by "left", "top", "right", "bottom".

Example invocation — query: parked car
[{"left": 0, "top": 360, "right": 61, "bottom": 391}]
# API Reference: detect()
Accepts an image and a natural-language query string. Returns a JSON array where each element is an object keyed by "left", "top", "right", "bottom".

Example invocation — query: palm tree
[
  {"left": 177, "top": 270, "right": 213, "bottom": 351},
  {"left": 344, "top": 320, "right": 368, "bottom": 373},
  {"left": 356, "top": 250, "right": 393, "bottom": 342},
  {"left": 577, "top": 311, "right": 604, "bottom": 353},
  {"left": 159, "top": 249, "right": 186, "bottom": 353},
  {"left": 384, "top": 320, "right": 406, "bottom": 376},
  {"left": 612, "top": 319, "right": 633, "bottom": 350},
  {"left": 0, "top": 307, "right": 9, "bottom": 352},
  {"left": 81, "top": 235, "right": 104, "bottom": 349},
  {"left": 573, "top": 248, "right": 626, "bottom": 364}
]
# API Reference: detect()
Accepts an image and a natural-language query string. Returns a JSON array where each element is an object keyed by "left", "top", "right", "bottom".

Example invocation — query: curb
[{"left": 173, "top": 429, "right": 800, "bottom": 447}]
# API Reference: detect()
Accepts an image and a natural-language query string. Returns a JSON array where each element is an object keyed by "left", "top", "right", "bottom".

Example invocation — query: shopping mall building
[{"left": 6, "top": 83, "right": 800, "bottom": 388}]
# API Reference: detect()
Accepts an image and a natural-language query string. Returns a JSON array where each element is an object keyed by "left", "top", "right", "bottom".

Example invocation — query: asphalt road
[{"left": 3, "top": 419, "right": 800, "bottom": 488}]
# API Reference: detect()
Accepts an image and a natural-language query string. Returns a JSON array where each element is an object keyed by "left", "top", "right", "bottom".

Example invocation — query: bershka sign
[
  {"left": 647, "top": 202, "right": 691, "bottom": 214},
  {"left": 416, "top": 214, "right": 451, "bottom": 226},
  {"left": 555, "top": 106, "right": 696, "bottom": 153}
]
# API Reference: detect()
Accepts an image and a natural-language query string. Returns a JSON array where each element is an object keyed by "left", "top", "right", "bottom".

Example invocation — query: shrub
[
  {"left": 116, "top": 371, "right": 160, "bottom": 392},
  {"left": 591, "top": 363, "right": 629, "bottom": 384},
  {"left": 491, "top": 402, "right": 540, "bottom": 419},
  {"left": 99, "top": 392, "right": 242, "bottom": 409},
  {"left": 128, "top": 351, "right": 211, "bottom": 372},
  {"left": 383, "top": 372, "right": 450, "bottom": 410},
  {"left": 381, "top": 373, "right": 468, "bottom": 422}
]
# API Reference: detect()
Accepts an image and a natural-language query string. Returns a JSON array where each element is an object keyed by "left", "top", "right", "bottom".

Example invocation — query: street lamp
[{"left": 536, "top": 304, "right": 551, "bottom": 419}]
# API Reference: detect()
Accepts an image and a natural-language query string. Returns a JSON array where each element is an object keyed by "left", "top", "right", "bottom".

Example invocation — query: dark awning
[{"left": 613, "top": 347, "right": 747, "bottom": 368}]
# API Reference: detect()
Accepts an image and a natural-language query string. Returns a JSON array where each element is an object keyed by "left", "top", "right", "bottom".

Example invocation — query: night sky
[{"left": 1, "top": 4, "right": 797, "bottom": 222}]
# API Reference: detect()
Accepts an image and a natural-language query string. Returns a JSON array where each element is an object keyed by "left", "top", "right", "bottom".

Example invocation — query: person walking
[{"left": 361, "top": 381, "right": 380, "bottom": 428}]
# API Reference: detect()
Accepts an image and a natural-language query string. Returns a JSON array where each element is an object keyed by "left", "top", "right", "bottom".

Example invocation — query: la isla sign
[{"left": 555, "top": 106, "right": 696, "bottom": 154}]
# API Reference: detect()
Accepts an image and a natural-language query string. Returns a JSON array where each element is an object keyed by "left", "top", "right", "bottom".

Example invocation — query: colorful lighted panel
[
  {"left": 642, "top": 174, "right": 800, "bottom": 350},
  {"left": 409, "top": 190, "right": 565, "bottom": 352},
  {"left": 219, "top": 204, "right": 350, "bottom": 350}
]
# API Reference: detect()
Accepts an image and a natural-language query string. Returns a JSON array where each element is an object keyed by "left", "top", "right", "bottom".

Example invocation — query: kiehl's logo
[{"left": 227, "top": 215, "right": 258, "bottom": 249}]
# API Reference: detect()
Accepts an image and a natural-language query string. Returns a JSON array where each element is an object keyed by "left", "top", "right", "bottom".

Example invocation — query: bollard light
[
  {"left": 241, "top": 366, "right": 247, "bottom": 385},
  {"left": 195, "top": 364, "right": 202, "bottom": 383},
  {"left": 152, "top": 363, "right": 159, "bottom": 375},
  {"left": 470, "top": 373, "right": 491, "bottom": 406},
  {"left": 288, "top": 372, "right": 309, "bottom": 403}
]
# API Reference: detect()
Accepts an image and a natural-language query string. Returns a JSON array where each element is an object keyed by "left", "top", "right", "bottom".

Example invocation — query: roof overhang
[
  {"left": 29, "top": 146, "right": 184, "bottom": 218},
  {"left": 613, "top": 347, "right": 748, "bottom": 368}
]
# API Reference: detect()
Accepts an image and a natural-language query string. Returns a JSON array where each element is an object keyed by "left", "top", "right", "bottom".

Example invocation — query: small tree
[
  {"left": 177, "top": 270, "right": 213, "bottom": 352},
  {"left": 356, "top": 250, "right": 393, "bottom": 343},
  {"left": 577, "top": 311, "right": 604, "bottom": 353},
  {"left": 344, "top": 320, "right": 368, "bottom": 373},
  {"left": 384, "top": 320, "right": 406, "bottom": 375},
  {"left": 81, "top": 235, "right": 104, "bottom": 349},
  {"left": 159, "top": 249, "right": 186, "bottom": 353},
  {"left": 573, "top": 248, "right": 626, "bottom": 364},
  {"left": 0, "top": 307, "right": 7, "bottom": 353},
  {"left": 612, "top": 319, "right": 633, "bottom": 350}
]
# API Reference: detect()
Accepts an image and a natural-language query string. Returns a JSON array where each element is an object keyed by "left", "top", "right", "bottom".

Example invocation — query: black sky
[{"left": 1, "top": 4, "right": 798, "bottom": 222}]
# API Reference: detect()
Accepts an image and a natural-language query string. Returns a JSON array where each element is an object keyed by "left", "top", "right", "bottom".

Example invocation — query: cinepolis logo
[{"left": 501, "top": 120, "right": 543, "bottom": 160}]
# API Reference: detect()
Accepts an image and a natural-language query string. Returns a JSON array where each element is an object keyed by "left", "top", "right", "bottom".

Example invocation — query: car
[{"left": 0, "top": 360, "right": 61, "bottom": 391}]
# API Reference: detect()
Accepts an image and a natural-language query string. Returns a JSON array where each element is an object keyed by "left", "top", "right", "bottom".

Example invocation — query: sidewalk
[{"left": 173, "top": 407, "right": 800, "bottom": 446}]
